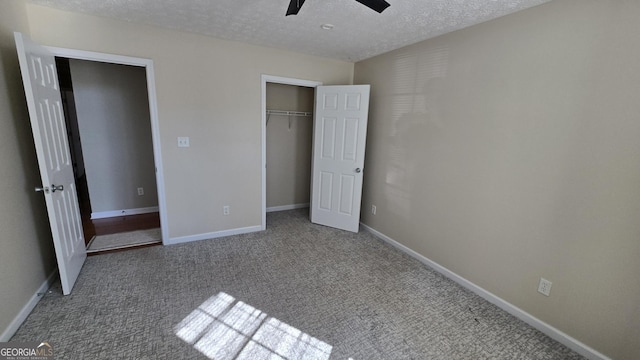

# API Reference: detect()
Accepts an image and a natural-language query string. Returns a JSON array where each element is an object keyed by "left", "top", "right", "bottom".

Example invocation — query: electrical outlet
[
  {"left": 371, "top": 205, "right": 377, "bottom": 215},
  {"left": 177, "top": 137, "right": 190, "bottom": 147},
  {"left": 137, "top": 187, "right": 144, "bottom": 196},
  {"left": 538, "top": 278, "right": 552, "bottom": 296},
  {"left": 223, "top": 205, "right": 230, "bottom": 216}
]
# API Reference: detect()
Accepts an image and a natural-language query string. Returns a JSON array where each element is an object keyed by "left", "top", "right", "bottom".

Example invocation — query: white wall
[
  {"left": 69, "top": 59, "right": 158, "bottom": 215},
  {"left": 25, "top": 3, "right": 354, "bottom": 240},
  {"left": 355, "top": 0, "right": 640, "bottom": 358},
  {"left": 266, "top": 83, "right": 314, "bottom": 209},
  {"left": 0, "top": 0, "right": 57, "bottom": 339}
]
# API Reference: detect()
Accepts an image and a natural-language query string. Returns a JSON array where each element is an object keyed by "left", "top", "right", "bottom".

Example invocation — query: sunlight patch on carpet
[{"left": 175, "top": 292, "right": 336, "bottom": 360}]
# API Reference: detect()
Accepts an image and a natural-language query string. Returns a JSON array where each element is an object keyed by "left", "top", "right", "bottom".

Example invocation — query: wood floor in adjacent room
[
  {"left": 76, "top": 173, "right": 161, "bottom": 252},
  {"left": 83, "top": 212, "right": 162, "bottom": 255},
  {"left": 91, "top": 212, "right": 161, "bottom": 236}
]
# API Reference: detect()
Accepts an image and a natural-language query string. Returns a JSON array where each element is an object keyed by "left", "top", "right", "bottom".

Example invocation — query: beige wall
[
  {"left": 355, "top": 0, "right": 640, "bottom": 358},
  {"left": 266, "top": 83, "right": 314, "bottom": 208},
  {"left": 69, "top": 59, "right": 158, "bottom": 214},
  {"left": 25, "top": 4, "right": 353, "bottom": 238},
  {"left": 0, "top": 0, "right": 57, "bottom": 338}
]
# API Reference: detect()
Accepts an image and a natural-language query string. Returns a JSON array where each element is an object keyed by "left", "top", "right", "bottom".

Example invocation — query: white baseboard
[
  {"left": 0, "top": 270, "right": 58, "bottom": 342},
  {"left": 266, "top": 203, "right": 309, "bottom": 213},
  {"left": 91, "top": 206, "right": 159, "bottom": 219},
  {"left": 360, "top": 223, "right": 611, "bottom": 360},
  {"left": 168, "top": 225, "right": 262, "bottom": 245}
]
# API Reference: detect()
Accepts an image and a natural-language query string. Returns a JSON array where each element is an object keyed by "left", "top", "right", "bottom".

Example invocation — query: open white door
[
  {"left": 310, "top": 85, "right": 370, "bottom": 232},
  {"left": 15, "top": 32, "right": 86, "bottom": 295}
]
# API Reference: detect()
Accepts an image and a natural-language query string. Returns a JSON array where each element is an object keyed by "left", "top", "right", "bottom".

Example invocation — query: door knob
[
  {"left": 355, "top": 168, "right": 361, "bottom": 173},
  {"left": 35, "top": 185, "right": 63, "bottom": 193},
  {"left": 35, "top": 186, "right": 50, "bottom": 194}
]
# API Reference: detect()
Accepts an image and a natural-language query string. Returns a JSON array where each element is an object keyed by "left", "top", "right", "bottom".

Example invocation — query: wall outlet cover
[
  {"left": 178, "top": 137, "right": 190, "bottom": 147},
  {"left": 538, "top": 278, "right": 552, "bottom": 296}
]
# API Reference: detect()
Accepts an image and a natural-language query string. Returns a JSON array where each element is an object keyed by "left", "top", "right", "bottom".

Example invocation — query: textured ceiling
[{"left": 28, "top": 0, "right": 552, "bottom": 62}]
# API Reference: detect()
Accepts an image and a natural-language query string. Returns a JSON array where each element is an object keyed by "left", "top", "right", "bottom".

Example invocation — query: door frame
[
  {"left": 261, "top": 75, "right": 322, "bottom": 229},
  {"left": 46, "top": 46, "right": 169, "bottom": 244}
]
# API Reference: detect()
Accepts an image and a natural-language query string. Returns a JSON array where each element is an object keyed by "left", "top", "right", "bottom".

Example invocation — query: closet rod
[
  {"left": 266, "top": 109, "right": 312, "bottom": 128},
  {"left": 266, "top": 110, "right": 312, "bottom": 117}
]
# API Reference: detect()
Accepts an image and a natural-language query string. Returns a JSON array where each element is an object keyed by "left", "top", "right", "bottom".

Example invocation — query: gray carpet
[{"left": 12, "top": 209, "right": 584, "bottom": 359}]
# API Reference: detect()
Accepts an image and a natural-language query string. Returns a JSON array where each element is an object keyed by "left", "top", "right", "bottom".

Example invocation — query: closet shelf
[{"left": 266, "top": 109, "right": 312, "bottom": 129}]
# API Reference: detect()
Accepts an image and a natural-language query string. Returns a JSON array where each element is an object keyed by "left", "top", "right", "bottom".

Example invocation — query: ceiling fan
[{"left": 286, "top": 0, "right": 390, "bottom": 16}]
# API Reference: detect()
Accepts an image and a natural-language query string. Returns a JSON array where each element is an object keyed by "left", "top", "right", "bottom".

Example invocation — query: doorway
[
  {"left": 265, "top": 83, "right": 315, "bottom": 213},
  {"left": 262, "top": 77, "right": 371, "bottom": 233},
  {"left": 55, "top": 57, "right": 161, "bottom": 253},
  {"left": 261, "top": 75, "right": 322, "bottom": 229},
  {"left": 46, "top": 46, "right": 169, "bottom": 251}
]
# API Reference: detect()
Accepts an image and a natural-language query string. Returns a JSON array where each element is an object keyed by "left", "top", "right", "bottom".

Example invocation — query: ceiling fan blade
[
  {"left": 355, "top": 0, "right": 390, "bottom": 13},
  {"left": 286, "top": 0, "right": 306, "bottom": 16}
]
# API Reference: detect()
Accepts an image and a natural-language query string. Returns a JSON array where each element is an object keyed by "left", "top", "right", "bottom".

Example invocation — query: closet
[{"left": 265, "top": 83, "right": 315, "bottom": 212}]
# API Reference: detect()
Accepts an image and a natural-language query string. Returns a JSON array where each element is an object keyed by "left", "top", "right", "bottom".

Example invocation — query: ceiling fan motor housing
[{"left": 286, "top": 0, "right": 390, "bottom": 16}]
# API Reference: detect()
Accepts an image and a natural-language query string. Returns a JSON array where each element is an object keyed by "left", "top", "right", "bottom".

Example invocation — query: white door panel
[
  {"left": 311, "top": 85, "right": 370, "bottom": 232},
  {"left": 15, "top": 32, "right": 86, "bottom": 295}
]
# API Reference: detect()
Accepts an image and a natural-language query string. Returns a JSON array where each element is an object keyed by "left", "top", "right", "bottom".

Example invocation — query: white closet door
[{"left": 310, "top": 85, "right": 370, "bottom": 232}]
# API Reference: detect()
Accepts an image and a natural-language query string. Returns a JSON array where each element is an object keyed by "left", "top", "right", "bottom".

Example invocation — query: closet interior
[{"left": 266, "top": 83, "right": 315, "bottom": 212}]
